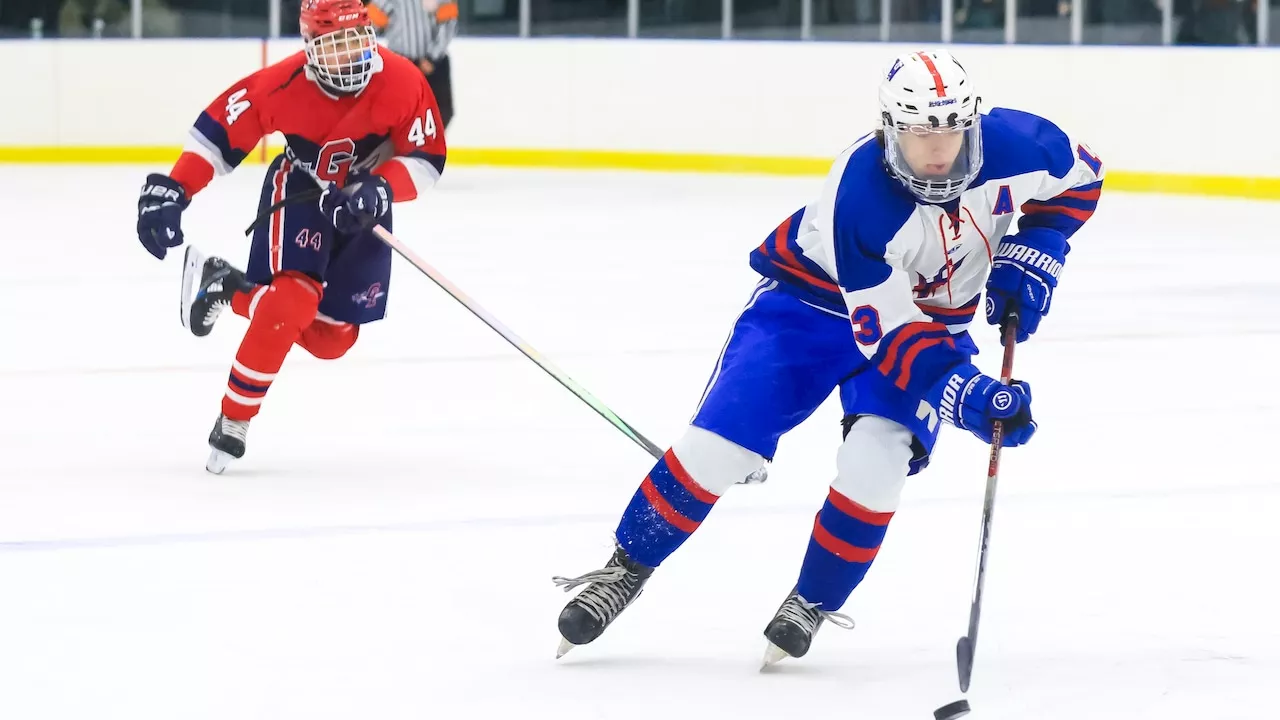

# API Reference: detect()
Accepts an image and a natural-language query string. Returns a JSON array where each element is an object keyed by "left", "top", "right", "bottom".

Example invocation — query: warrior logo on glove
[{"left": 991, "top": 389, "right": 1015, "bottom": 412}]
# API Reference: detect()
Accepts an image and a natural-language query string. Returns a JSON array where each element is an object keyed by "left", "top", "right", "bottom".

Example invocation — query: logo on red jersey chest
[
  {"left": 287, "top": 139, "right": 358, "bottom": 185},
  {"left": 287, "top": 137, "right": 379, "bottom": 185},
  {"left": 286, "top": 130, "right": 396, "bottom": 188},
  {"left": 316, "top": 139, "right": 356, "bottom": 184}
]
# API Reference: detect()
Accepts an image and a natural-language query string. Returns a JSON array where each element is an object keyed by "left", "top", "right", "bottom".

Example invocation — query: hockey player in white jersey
[{"left": 552, "top": 49, "right": 1104, "bottom": 664}]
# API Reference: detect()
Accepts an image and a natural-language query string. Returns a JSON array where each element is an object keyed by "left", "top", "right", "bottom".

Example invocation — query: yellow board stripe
[
  {"left": 3, "top": 145, "right": 1278, "bottom": 200},
  {"left": 447, "top": 148, "right": 834, "bottom": 176},
  {"left": 0, "top": 146, "right": 190, "bottom": 164}
]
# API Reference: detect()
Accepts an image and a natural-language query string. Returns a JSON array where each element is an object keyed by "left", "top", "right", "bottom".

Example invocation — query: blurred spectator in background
[
  {"left": 956, "top": 0, "right": 1005, "bottom": 28},
  {"left": 1095, "top": 0, "right": 1162, "bottom": 23},
  {"left": 1, "top": 0, "right": 58, "bottom": 36},
  {"left": 815, "top": 0, "right": 879, "bottom": 24},
  {"left": 58, "top": 0, "right": 126, "bottom": 36},
  {"left": 368, "top": 0, "right": 458, "bottom": 129},
  {"left": 1176, "top": 0, "right": 1249, "bottom": 44}
]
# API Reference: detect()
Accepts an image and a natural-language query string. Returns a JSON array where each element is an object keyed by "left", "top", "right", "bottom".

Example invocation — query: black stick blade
[
  {"left": 934, "top": 699, "right": 971, "bottom": 720},
  {"left": 956, "top": 636, "right": 975, "bottom": 692}
]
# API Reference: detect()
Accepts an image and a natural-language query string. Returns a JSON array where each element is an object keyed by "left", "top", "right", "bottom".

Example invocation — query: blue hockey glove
[
  {"left": 319, "top": 174, "right": 392, "bottom": 235},
  {"left": 928, "top": 363, "right": 1037, "bottom": 447},
  {"left": 136, "top": 173, "right": 190, "bottom": 260},
  {"left": 985, "top": 228, "right": 1067, "bottom": 343}
]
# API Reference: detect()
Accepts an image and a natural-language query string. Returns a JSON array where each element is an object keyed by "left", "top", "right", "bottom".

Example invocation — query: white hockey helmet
[{"left": 879, "top": 50, "right": 982, "bottom": 204}]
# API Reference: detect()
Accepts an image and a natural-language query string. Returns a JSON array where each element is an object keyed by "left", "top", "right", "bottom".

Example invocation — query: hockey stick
[
  {"left": 370, "top": 225, "right": 670, "bottom": 461},
  {"left": 955, "top": 309, "right": 1021, "bottom": 693},
  {"left": 243, "top": 188, "right": 324, "bottom": 236},
  {"left": 239, "top": 187, "right": 661, "bottom": 455}
]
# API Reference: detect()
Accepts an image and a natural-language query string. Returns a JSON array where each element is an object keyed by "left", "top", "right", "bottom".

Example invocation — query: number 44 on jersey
[{"left": 408, "top": 111, "right": 436, "bottom": 147}]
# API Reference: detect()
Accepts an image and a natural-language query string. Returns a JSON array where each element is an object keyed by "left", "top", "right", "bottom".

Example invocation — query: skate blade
[
  {"left": 206, "top": 448, "right": 235, "bottom": 475},
  {"left": 555, "top": 638, "right": 576, "bottom": 659},
  {"left": 760, "top": 642, "right": 790, "bottom": 670},
  {"left": 180, "top": 245, "right": 207, "bottom": 332}
]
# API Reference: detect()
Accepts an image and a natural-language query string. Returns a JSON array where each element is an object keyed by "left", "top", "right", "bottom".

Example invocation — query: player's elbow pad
[{"left": 867, "top": 321, "right": 966, "bottom": 400}]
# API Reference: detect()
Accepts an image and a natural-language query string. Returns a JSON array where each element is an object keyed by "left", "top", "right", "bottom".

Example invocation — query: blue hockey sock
[
  {"left": 615, "top": 449, "right": 721, "bottom": 568},
  {"left": 795, "top": 488, "right": 895, "bottom": 609}
]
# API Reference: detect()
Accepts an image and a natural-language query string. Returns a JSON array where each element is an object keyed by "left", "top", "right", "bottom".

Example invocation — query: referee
[{"left": 368, "top": 0, "right": 458, "bottom": 129}]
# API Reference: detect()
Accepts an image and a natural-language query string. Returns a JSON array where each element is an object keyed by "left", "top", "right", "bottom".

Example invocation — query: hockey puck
[{"left": 933, "top": 699, "right": 971, "bottom": 720}]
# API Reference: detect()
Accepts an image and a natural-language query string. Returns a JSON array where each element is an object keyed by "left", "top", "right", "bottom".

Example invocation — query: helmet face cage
[
  {"left": 305, "top": 25, "right": 379, "bottom": 94},
  {"left": 882, "top": 112, "right": 982, "bottom": 205}
]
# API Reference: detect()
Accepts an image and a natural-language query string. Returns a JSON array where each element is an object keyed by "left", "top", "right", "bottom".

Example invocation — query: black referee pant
[{"left": 421, "top": 54, "right": 454, "bottom": 130}]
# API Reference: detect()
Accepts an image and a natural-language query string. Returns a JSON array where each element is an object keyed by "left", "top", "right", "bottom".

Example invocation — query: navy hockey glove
[
  {"left": 928, "top": 363, "right": 1037, "bottom": 447},
  {"left": 985, "top": 228, "right": 1067, "bottom": 343},
  {"left": 136, "top": 173, "right": 190, "bottom": 260},
  {"left": 319, "top": 174, "right": 392, "bottom": 235}
]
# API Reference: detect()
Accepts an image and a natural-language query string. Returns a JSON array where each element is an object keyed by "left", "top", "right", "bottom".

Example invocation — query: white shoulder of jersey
[{"left": 806, "top": 132, "right": 878, "bottom": 283}]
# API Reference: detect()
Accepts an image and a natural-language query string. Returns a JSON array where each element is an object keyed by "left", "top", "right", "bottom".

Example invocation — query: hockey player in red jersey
[{"left": 134, "top": 0, "right": 447, "bottom": 474}]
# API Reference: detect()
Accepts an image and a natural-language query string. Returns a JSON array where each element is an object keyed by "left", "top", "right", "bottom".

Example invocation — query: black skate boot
[
  {"left": 552, "top": 545, "right": 654, "bottom": 658},
  {"left": 760, "top": 587, "right": 855, "bottom": 668},
  {"left": 181, "top": 245, "right": 255, "bottom": 338},
  {"left": 206, "top": 414, "right": 250, "bottom": 475}
]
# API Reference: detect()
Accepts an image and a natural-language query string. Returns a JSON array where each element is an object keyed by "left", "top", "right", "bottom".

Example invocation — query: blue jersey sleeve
[{"left": 984, "top": 108, "right": 1105, "bottom": 254}]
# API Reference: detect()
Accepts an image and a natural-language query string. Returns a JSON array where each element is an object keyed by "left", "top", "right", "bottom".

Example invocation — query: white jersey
[{"left": 749, "top": 107, "right": 1104, "bottom": 400}]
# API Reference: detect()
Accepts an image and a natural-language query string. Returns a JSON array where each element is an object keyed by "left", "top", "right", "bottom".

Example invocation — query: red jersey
[{"left": 170, "top": 49, "right": 446, "bottom": 203}]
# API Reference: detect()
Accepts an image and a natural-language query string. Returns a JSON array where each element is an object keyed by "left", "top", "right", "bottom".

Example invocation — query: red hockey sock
[
  {"left": 296, "top": 316, "right": 360, "bottom": 360},
  {"left": 222, "top": 273, "right": 322, "bottom": 421},
  {"left": 229, "top": 285, "right": 357, "bottom": 361}
]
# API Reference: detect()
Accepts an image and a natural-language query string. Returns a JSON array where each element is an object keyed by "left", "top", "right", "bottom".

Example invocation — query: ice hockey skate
[
  {"left": 552, "top": 545, "right": 654, "bottom": 658},
  {"left": 206, "top": 413, "right": 250, "bottom": 475},
  {"left": 180, "top": 245, "right": 254, "bottom": 338},
  {"left": 760, "top": 588, "right": 855, "bottom": 669}
]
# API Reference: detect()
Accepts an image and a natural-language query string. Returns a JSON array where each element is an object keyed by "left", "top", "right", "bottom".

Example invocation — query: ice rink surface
[{"left": 1, "top": 163, "right": 1277, "bottom": 719}]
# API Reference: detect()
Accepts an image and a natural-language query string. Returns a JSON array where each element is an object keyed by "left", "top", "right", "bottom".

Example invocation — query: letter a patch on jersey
[{"left": 993, "top": 185, "right": 1014, "bottom": 215}]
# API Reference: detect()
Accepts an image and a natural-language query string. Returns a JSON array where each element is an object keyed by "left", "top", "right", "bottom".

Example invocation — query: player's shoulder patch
[{"left": 977, "top": 107, "right": 1075, "bottom": 182}]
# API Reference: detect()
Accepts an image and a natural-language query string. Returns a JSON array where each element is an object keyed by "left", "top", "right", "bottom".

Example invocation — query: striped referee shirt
[{"left": 373, "top": 0, "right": 458, "bottom": 62}]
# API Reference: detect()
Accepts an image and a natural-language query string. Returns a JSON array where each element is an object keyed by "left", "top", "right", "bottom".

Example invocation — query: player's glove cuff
[
  {"left": 926, "top": 363, "right": 1037, "bottom": 447},
  {"left": 985, "top": 228, "right": 1068, "bottom": 343}
]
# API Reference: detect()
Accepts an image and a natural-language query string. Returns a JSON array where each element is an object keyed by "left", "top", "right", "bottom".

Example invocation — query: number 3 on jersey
[
  {"left": 851, "top": 305, "right": 883, "bottom": 345},
  {"left": 408, "top": 111, "right": 437, "bottom": 147}
]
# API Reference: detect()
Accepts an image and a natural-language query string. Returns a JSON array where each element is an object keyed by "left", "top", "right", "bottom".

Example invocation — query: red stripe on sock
[
  {"left": 221, "top": 394, "right": 258, "bottom": 421},
  {"left": 812, "top": 514, "right": 880, "bottom": 563},
  {"left": 826, "top": 488, "right": 895, "bottom": 526},
  {"left": 640, "top": 476, "right": 700, "bottom": 534},
  {"left": 662, "top": 450, "right": 719, "bottom": 504}
]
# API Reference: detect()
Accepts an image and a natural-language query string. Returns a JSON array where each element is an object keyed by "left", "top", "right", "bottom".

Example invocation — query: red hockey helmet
[{"left": 299, "top": 0, "right": 381, "bottom": 94}]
